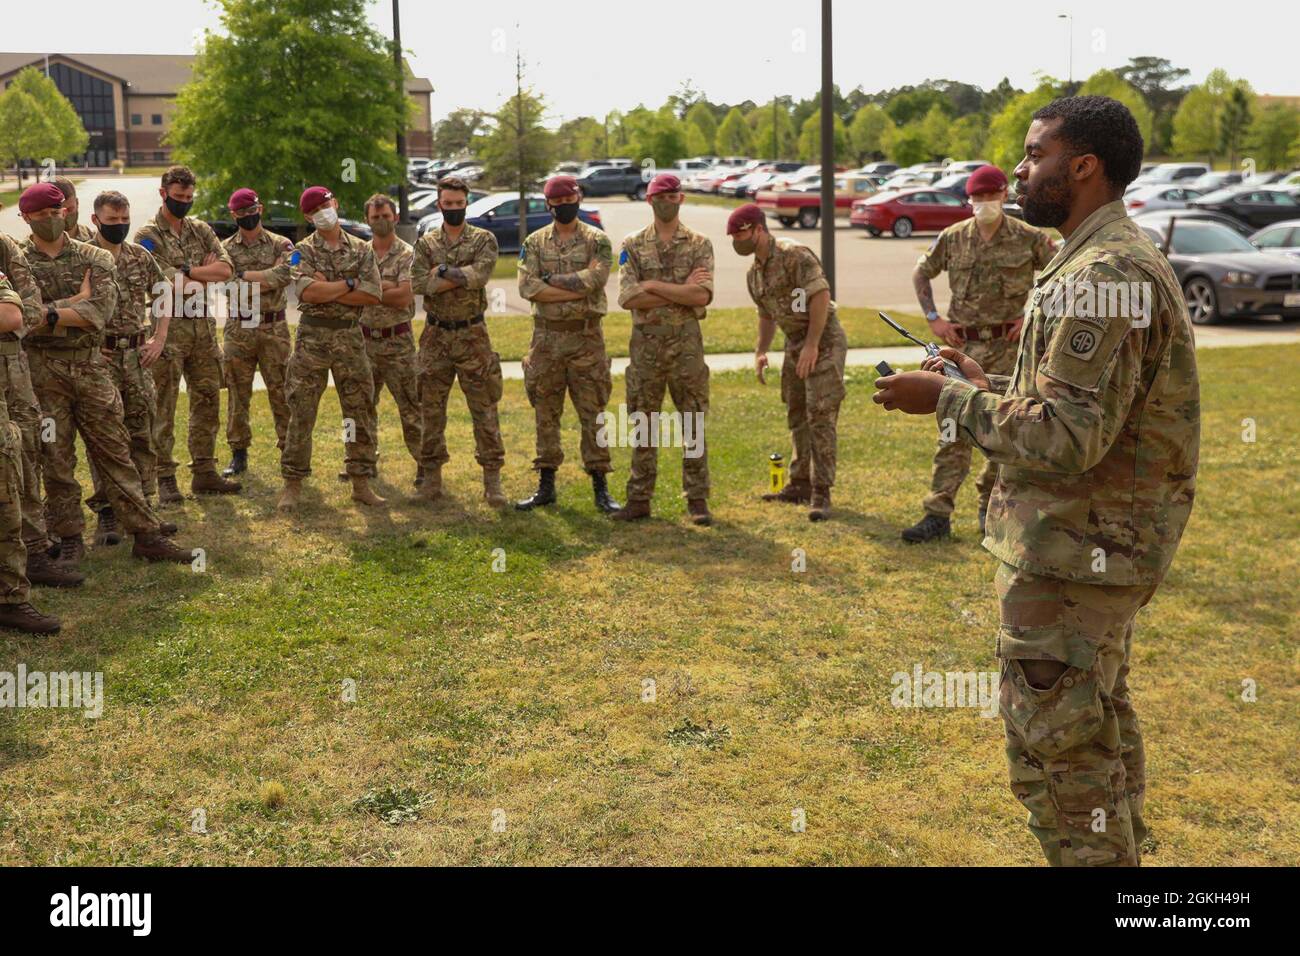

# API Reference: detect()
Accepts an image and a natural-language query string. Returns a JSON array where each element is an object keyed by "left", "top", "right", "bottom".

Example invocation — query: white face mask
[
  {"left": 311, "top": 207, "right": 339, "bottom": 230},
  {"left": 972, "top": 200, "right": 1002, "bottom": 225}
]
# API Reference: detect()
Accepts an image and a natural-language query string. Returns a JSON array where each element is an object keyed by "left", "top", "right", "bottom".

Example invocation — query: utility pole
[
  {"left": 819, "top": 0, "right": 836, "bottom": 298},
  {"left": 516, "top": 43, "right": 528, "bottom": 253},
  {"left": 1058, "top": 13, "right": 1073, "bottom": 88},
  {"left": 392, "top": 0, "right": 409, "bottom": 232}
]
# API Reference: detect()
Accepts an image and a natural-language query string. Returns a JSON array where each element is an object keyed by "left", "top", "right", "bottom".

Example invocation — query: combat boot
[
  {"left": 350, "top": 474, "right": 387, "bottom": 507},
  {"left": 158, "top": 518, "right": 179, "bottom": 537},
  {"left": 591, "top": 471, "right": 620, "bottom": 515},
  {"left": 277, "top": 478, "right": 302, "bottom": 512},
  {"left": 687, "top": 498, "right": 712, "bottom": 526},
  {"left": 515, "top": 468, "right": 556, "bottom": 511},
  {"left": 0, "top": 602, "right": 60, "bottom": 635},
  {"left": 222, "top": 448, "right": 248, "bottom": 477},
  {"left": 761, "top": 479, "right": 811, "bottom": 505},
  {"left": 26, "top": 549, "right": 84, "bottom": 588},
  {"left": 157, "top": 475, "right": 183, "bottom": 504},
  {"left": 482, "top": 468, "right": 507, "bottom": 508},
  {"left": 610, "top": 499, "right": 650, "bottom": 522},
  {"left": 808, "top": 487, "right": 832, "bottom": 522},
  {"left": 418, "top": 464, "right": 443, "bottom": 501},
  {"left": 56, "top": 533, "right": 85, "bottom": 567},
  {"left": 192, "top": 468, "right": 241, "bottom": 495},
  {"left": 132, "top": 532, "right": 195, "bottom": 564},
  {"left": 901, "top": 513, "right": 952, "bottom": 543},
  {"left": 94, "top": 507, "right": 122, "bottom": 546}
]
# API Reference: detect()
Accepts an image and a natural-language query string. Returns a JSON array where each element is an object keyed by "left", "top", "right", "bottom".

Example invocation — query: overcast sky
[{"left": 6, "top": 0, "right": 1297, "bottom": 125}]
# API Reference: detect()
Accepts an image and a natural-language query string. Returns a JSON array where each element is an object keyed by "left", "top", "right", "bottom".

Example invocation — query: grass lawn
[{"left": 1, "top": 345, "right": 1295, "bottom": 865}]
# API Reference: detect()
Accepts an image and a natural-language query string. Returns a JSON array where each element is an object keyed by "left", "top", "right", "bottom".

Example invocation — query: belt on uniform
[
  {"left": 103, "top": 331, "right": 148, "bottom": 350},
  {"left": 0, "top": 339, "right": 20, "bottom": 357},
  {"left": 300, "top": 315, "right": 358, "bottom": 330},
  {"left": 634, "top": 317, "right": 697, "bottom": 335},
  {"left": 233, "top": 310, "right": 286, "bottom": 325},
  {"left": 536, "top": 316, "right": 600, "bottom": 332},
  {"left": 30, "top": 345, "right": 98, "bottom": 362},
  {"left": 955, "top": 322, "right": 1016, "bottom": 342},
  {"left": 362, "top": 321, "right": 412, "bottom": 340},
  {"left": 428, "top": 313, "right": 485, "bottom": 332}
]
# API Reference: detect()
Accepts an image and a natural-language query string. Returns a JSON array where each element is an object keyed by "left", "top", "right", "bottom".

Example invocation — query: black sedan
[
  {"left": 1132, "top": 208, "right": 1255, "bottom": 238},
  {"left": 1188, "top": 185, "right": 1300, "bottom": 230}
]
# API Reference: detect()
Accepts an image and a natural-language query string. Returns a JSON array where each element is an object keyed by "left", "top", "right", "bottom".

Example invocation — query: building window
[
  {"left": 131, "top": 152, "right": 145, "bottom": 163},
  {"left": 153, "top": 151, "right": 166, "bottom": 161},
  {"left": 46, "top": 62, "right": 117, "bottom": 166},
  {"left": 131, "top": 114, "right": 142, "bottom": 125},
  {"left": 152, "top": 114, "right": 163, "bottom": 125}
]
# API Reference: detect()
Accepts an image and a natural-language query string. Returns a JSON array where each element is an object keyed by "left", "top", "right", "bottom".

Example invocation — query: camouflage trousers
[
  {"left": 417, "top": 321, "right": 504, "bottom": 470},
  {"left": 923, "top": 335, "right": 1017, "bottom": 517},
  {"left": 624, "top": 320, "right": 709, "bottom": 502},
  {"left": 522, "top": 325, "right": 612, "bottom": 474},
  {"left": 365, "top": 329, "right": 422, "bottom": 473},
  {"left": 280, "top": 323, "right": 376, "bottom": 480},
  {"left": 0, "top": 412, "right": 28, "bottom": 604},
  {"left": 224, "top": 318, "right": 291, "bottom": 453},
  {"left": 1, "top": 344, "right": 49, "bottom": 552},
  {"left": 87, "top": 346, "right": 158, "bottom": 512},
  {"left": 782, "top": 322, "right": 847, "bottom": 489},
  {"left": 152, "top": 316, "right": 223, "bottom": 477},
  {"left": 996, "top": 562, "right": 1159, "bottom": 867},
  {"left": 27, "top": 348, "right": 160, "bottom": 537}
]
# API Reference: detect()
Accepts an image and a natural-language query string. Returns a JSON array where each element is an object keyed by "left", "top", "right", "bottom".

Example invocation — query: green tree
[
  {"left": 796, "top": 109, "right": 850, "bottom": 164},
  {"left": 1245, "top": 104, "right": 1300, "bottom": 171},
  {"left": 945, "top": 114, "right": 988, "bottom": 161},
  {"left": 1078, "top": 70, "right": 1154, "bottom": 153},
  {"left": 624, "top": 106, "right": 688, "bottom": 167},
  {"left": 752, "top": 99, "right": 796, "bottom": 160},
  {"left": 553, "top": 116, "right": 605, "bottom": 160},
  {"left": 986, "top": 82, "right": 1059, "bottom": 172},
  {"left": 0, "top": 67, "right": 88, "bottom": 182},
  {"left": 1219, "top": 85, "right": 1254, "bottom": 168},
  {"left": 715, "top": 107, "right": 755, "bottom": 156},
  {"left": 918, "top": 104, "right": 951, "bottom": 160},
  {"left": 848, "top": 104, "right": 890, "bottom": 163},
  {"left": 432, "top": 108, "right": 487, "bottom": 157},
  {"left": 884, "top": 88, "right": 952, "bottom": 126},
  {"left": 1171, "top": 86, "right": 1220, "bottom": 163},
  {"left": 684, "top": 102, "right": 717, "bottom": 154},
  {"left": 884, "top": 124, "right": 929, "bottom": 166},
  {"left": 477, "top": 91, "right": 554, "bottom": 190},
  {"left": 170, "top": 0, "right": 408, "bottom": 219}
]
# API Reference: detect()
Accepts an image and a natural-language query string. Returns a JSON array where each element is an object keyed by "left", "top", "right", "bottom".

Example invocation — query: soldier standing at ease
[
  {"left": 874, "top": 96, "right": 1200, "bottom": 866},
  {"left": 219, "top": 187, "right": 295, "bottom": 479},
  {"left": 730, "top": 203, "right": 846, "bottom": 522},
  {"left": 516, "top": 175, "right": 619, "bottom": 514},
  {"left": 903, "top": 164, "right": 1055, "bottom": 543},
  {"left": 611, "top": 172, "right": 714, "bottom": 526},
  {"left": 410, "top": 175, "right": 506, "bottom": 506},
  {"left": 278, "top": 187, "right": 384, "bottom": 511}
]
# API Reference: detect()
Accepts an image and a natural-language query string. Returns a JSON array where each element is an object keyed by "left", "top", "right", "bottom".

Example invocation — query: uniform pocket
[{"left": 1000, "top": 658, "right": 1104, "bottom": 760}]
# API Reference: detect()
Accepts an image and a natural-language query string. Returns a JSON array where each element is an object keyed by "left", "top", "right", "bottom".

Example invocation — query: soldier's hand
[
  {"left": 922, "top": 347, "right": 991, "bottom": 390},
  {"left": 687, "top": 267, "right": 711, "bottom": 286},
  {"left": 1008, "top": 317, "right": 1024, "bottom": 342},
  {"left": 755, "top": 351, "right": 769, "bottom": 385},
  {"left": 796, "top": 341, "right": 820, "bottom": 379},
  {"left": 140, "top": 335, "right": 165, "bottom": 368},
  {"left": 872, "top": 370, "right": 947, "bottom": 414},
  {"left": 928, "top": 316, "right": 963, "bottom": 348},
  {"left": 203, "top": 252, "right": 218, "bottom": 266},
  {"left": 77, "top": 268, "right": 91, "bottom": 300}
]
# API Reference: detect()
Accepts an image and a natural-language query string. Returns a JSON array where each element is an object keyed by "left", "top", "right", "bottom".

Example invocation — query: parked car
[
  {"left": 943, "top": 160, "right": 991, "bottom": 174},
  {"left": 1135, "top": 218, "right": 1300, "bottom": 324},
  {"left": 851, "top": 187, "right": 972, "bottom": 238},
  {"left": 756, "top": 174, "right": 878, "bottom": 229},
  {"left": 207, "top": 200, "right": 371, "bottom": 241},
  {"left": 573, "top": 164, "right": 648, "bottom": 199},
  {"left": 931, "top": 172, "right": 970, "bottom": 198},
  {"left": 1189, "top": 185, "right": 1300, "bottom": 230},
  {"left": 433, "top": 159, "right": 479, "bottom": 181},
  {"left": 1132, "top": 208, "right": 1256, "bottom": 239},
  {"left": 1249, "top": 219, "right": 1300, "bottom": 258},
  {"left": 1188, "top": 171, "right": 1242, "bottom": 192},
  {"left": 415, "top": 191, "right": 602, "bottom": 250},
  {"left": 1131, "top": 162, "right": 1211, "bottom": 187},
  {"left": 1124, "top": 184, "right": 1203, "bottom": 213},
  {"left": 860, "top": 161, "right": 898, "bottom": 176}
]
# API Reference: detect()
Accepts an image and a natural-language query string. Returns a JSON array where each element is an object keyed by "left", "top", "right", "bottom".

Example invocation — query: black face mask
[
  {"left": 165, "top": 196, "right": 193, "bottom": 219},
  {"left": 98, "top": 222, "right": 130, "bottom": 245},
  {"left": 235, "top": 213, "right": 261, "bottom": 231},
  {"left": 550, "top": 202, "right": 579, "bottom": 225},
  {"left": 441, "top": 207, "right": 466, "bottom": 227}
]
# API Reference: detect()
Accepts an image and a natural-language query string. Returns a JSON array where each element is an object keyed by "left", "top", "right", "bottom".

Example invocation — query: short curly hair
[{"left": 1032, "top": 95, "right": 1144, "bottom": 192}]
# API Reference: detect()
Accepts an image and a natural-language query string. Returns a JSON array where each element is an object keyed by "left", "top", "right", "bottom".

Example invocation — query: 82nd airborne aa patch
[{"left": 1063, "top": 321, "right": 1101, "bottom": 360}]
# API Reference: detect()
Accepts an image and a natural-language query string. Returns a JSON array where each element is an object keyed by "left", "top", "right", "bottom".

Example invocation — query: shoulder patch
[
  {"left": 139, "top": 237, "right": 155, "bottom": 253},
  {"left": 1062, "top": 322, "right": 1101, "bottom": 360},
  {"left": 290, "top": 250, "right": 302, "bottom": 266},
  {"left": 519, "top": 247, "right": 526, "bottom": 261},
  {"left": 618, "top": 248, "right": 628, "bottom": 266}
]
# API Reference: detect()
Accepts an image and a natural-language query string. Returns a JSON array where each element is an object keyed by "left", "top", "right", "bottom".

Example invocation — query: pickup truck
[
  {"left": 755, "top": 174, "right": 879, "bottom": 229},
  {"left": 573, "top": 164, "right": 650, "bottom": 199}
]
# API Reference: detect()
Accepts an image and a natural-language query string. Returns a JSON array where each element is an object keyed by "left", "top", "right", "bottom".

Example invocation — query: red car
[{"left": 851, "top": 187, "right": 972, "bottom": 238}]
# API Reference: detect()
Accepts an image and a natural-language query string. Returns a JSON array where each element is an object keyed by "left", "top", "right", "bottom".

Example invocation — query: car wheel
[
  {"left": 867, "top": 227, "right": 881, "bottom": 237},
  {"left": 892, "top": 217, "right": 913, "bottom": 238},
  {"left": 1183, "top": 276, "right": 1221, "bottom": 325},
  {"left": 778, "top": 216, "right": 796, "bottom": 229},
  {"left": 798, "top": 208, "right": 819, "bottom": 229},
  {"left": 633, "top": 184, "right": 647, "bottom": 201}
]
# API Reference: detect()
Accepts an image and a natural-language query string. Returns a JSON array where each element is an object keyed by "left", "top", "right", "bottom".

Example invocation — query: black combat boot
[
  {"left": 515, "top": 468, "right": 557, "bottom": 511},
  {"left": 94, "top": 508, "right": 122, "bottom": 546},
  {"left": 901, "top": 513, "right": 952, "bottom": 543},
  {"left": 591, "top": 471, "right": 620, "bottom": 515},
  {"left": 222, "top": 448, "right": 248, "bottom": 478}
]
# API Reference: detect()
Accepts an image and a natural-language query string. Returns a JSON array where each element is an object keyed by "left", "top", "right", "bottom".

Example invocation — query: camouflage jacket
[
  {"left": 616, "top": 220, "right": 713, "bottom": 325},
  {"left": 68, "top": 222, "right": 97, "bottom": 243},
  {"left": 936, "top": 200, "right": 1200, "bottom": 585},
  {"left": 134, "top": 209, "right": 232, "bottom": 282},
  {"left": 0, "top": 232, "right": 42, "bottom": 336},
  {"left": 746, "top": 238, "right": 842, "bottom": 344},
  {"left": 518, "top": 220, "right": 612, "bottom": 321},
  {"left": 101, "top": 237, "right": 165, "bottom": 337},
  {"left": 20, "top": 236, "right": 117, "bottom": 347},
  {"left": 412, "top": 224, "right": 497, "bottom": 323},
  {"left": 291, "top": 228, "right": 382, "bottom": 324},
  {"left": 916, "top": 214, "right": 1055, "bottom": 327},
  {"left": 222, "top": 228, "right": 295, "bottom": 316},
  {"left": 362, "top": 236, "right": 415, "bottom": 329}
]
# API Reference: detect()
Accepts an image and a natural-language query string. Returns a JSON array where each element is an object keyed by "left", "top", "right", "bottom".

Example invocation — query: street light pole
[
  {"left": 819, "top": 0, "right": 835, "bottom": 298},
  {"left": 393, "top": 0, "right": 409, "bottom": 227},
  {"left": 1057, "top": 13, "right": 1073, "bottom": 87}
]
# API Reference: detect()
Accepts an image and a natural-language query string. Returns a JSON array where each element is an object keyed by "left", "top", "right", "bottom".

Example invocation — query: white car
[
  {"left": 1130, "top": 162, "right": 1210, "bottom": 188},
  {"left": 1250, "top": 219, "right": 1300, "bottom": 258},
  {"left": 1124, "top": 184, "right": 1204, "bottom": 213}
]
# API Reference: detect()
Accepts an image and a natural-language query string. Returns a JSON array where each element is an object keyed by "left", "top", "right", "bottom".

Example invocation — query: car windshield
[{"left": 1167, "top": 222, "right": 1259, "bottom": 254}]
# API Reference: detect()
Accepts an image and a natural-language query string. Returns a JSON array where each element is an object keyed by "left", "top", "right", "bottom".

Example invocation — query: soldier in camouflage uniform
[
  {"left": 730, "top": 204, "right": 846, "bottom": 522},
  {"left": 278, "top": 186, "right": 384, "bottom": 511},
  {"left": 516, "top": 175, "right": 619, "bottom": 514},
  {"left": 134, "top": 165, "right": 242, "bottom": 500},
  {"left": 874, "top": 96, "right": 1199, "bottom": 866},
  {"left": 54, "top": 178, "right": 97, "bottom": 243},
  {"left": 17, "top": 183, "right": 195, "bottom": 566},
  {"left": 219, "top": 187, "right": 294, "bottom": 479},
  {"left": 410, "top": 175, "right": 506, "bottom": 506},
  {"left": 612, "top": 173, "right": 713, "bottom": 526},
  {"left": 905, "top": 165, "right": 1056, "bottom": 543},
  {"left": 0, "top": 232, "right": 80, "bottom": 588},
  {"left": 358, "top": 194, "right": 421, "bottom": 483}
]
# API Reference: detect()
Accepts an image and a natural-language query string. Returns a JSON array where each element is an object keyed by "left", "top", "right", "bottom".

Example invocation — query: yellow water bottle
[{"left": 769, "top": 453, "right": 785, "bottom": 493}]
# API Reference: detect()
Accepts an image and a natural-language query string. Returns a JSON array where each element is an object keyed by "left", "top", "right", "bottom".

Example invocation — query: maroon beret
[
  {"left": 228, "top": 187, "right": 260, "bottom": 211},
  {"left": 726, "top": 203, "right": 766, "bottom": 235},
  {"left": 19, "top": 183, "right": 66, "bottom": 215},
  {"left": 965, "top": 165, "right": 1008, "bottom": 197},
  {"left": 646, "top": 172, "right": 681, "bottom": 197},
  {"left": 299, "top": 186, "right": 334, "bottom": 215},
  {"left": 543, "top": 175, "right": 579, "bottom": 200}
]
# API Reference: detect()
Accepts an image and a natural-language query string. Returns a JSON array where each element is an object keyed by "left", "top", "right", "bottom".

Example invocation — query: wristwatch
[
  {"left": 925, "top": 310, "right": 941, "bottom": 321},
  {"left": 437, "top": 263, "right": 448, "bottom": 278},
  {"left": 236, "top": 269, "right": 245, "bottom": 280},
  {"left": 541, "top": 271, "right": 552, "bottom": 284},
  {"left": 180, "top": 263, "right": 192, "bottom": 277},
  {"left": 45, "top": 305, "right": 58, "bottom": 329},
  {"left": 345, "top": 277, "right": 357, "bottom": 291}
]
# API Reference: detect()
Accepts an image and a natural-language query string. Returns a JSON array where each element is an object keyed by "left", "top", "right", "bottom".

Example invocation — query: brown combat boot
[
  {"left": 0, "top": 601, "right": 61, "bottom": 634},
  {"left": 418, "top": 465, "right": 443, "bottom": 501},
  {"left": 809, "top": 487, "right": 832, "bottom": 522},
  {"left": 350, "top": 474, "right": 387, "bottom": 507},
  {"left": 132, "top": 532, "right": 195, "bottom": 564},
  {"left": 687, "top": 498, "right": 712, "bottom": 527},
  {"left": 26, "top": 548, "right": 85, "bottom": 588},
  {"left": 158, "top": 518, "right": 179, "bottom": 537},
  {"left": 482, "top": 468, "right": 506, "bottom": 508},
  {"left": 277, "top": 478, "right": 303, "bottom": 512},
  {"left": 610, "top": 499, "right": 651, "bottom": 522},
  {"left": 192, "top": 468, "right": 241, "bottom": 495},
  {"left": 94, "top": 508, "right": 122, "bottom": 546},
  {"left": 762, "top": 479, "right": 812, "bottom": 504},
  {"left": 157, "top": 475, "right": 183, "bottom": 504},
  {"left": 56, "top": 533, "right": 86, "bottom": 567}
]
